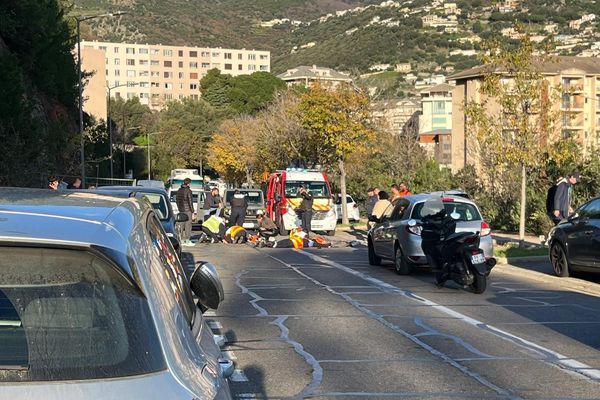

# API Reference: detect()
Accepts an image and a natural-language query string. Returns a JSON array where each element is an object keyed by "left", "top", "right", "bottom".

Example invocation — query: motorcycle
[{"left": 417, "top": 198, "right": 496, "bottom": 294}]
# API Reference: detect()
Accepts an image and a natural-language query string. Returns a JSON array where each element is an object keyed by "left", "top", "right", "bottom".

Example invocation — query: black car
[
  {"left": 548, "top": 196, "right": 600, "bottom": 277},
  {"left": 95, "top": 186, "right": 188, "bottom": 256}
]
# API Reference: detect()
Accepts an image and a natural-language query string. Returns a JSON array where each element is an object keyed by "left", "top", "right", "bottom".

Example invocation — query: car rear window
[
  {"left": 225, "top": 191, "right": 264, "bottom": 205},
  {"left": 0, "top": 247, "right": 165, "bottom": 382},
  {"left": 412, "top": 200, "right": 482, "bottom": 222}
]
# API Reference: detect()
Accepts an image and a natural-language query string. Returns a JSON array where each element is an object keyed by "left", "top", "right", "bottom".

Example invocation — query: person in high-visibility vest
[
  {"left": 201, "top": 215, "right": 226, "bottom": 243},
  {"left": 224, "top": 225, "right": 248, "bottom": 244},
  {"left": 263, "top": 229, "right": 330, "bottom": 249}
]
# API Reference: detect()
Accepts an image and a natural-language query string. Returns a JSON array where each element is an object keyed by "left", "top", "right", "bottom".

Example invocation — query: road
[{"left": 184, "top": 241, "right": 600, "bottom": 399}]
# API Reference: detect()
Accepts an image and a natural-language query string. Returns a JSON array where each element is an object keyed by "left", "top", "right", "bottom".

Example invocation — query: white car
[{"left": 335, "top": 194, "right": 361, "bottom": 222}]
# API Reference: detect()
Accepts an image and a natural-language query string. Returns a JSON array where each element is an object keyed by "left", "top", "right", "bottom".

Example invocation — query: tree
[
  {"left": 208, "top": 116, "right": 259, "bottom": 185},
  {"left": 299, "top": 83, "right": 375, "bottom": 225},
  {"left": 464, "top": 32, "right": 560, "bottom": 244}
]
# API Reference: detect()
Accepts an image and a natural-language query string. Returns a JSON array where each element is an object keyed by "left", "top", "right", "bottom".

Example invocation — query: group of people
[{"left": 366, "top": 183, "right": 412, "bottom": 223}]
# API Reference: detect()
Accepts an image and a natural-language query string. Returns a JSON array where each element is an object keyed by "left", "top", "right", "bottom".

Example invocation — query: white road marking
[
  {"left": 235, "top": 394, "right": 257, "bottom": 399},
  {"left": 230, "top": 369, "right": 249, "bottom": 382},
  {"left": 297, "top": 249, "right": 600, "bottom": 382}
]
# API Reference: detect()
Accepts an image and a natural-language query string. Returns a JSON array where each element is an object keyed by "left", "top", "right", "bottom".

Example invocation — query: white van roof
[{"left": 285, "top": 171, "right": 326, "bottom": 182}]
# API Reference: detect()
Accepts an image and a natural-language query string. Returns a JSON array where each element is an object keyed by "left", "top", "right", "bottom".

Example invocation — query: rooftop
[{"left": 277, "top": 65, "right": 352, "bottom": 81}]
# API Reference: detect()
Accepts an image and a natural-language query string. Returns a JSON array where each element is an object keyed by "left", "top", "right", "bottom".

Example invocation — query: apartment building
[
  {"left": 80, "top": 40, "right": 271, "bottom": 118},
  {"left": 277, "top": 65, "right": 352, "bottom": 89},
  {"left": 372, "top": 98, "right": 421, "bottom": 136},
  {"left": 418, "top": 83, "right": 454, "bottom": 168},
  {"left": 450, "top": 56, "right": 600, "bottom": 172}
]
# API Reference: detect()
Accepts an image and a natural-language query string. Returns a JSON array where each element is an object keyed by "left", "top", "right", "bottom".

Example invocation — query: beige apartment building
[
  {"left": 450, "top": 56, "right": 600, "bottom": 172},
  {"left": 372, "top": 98, "right": 421, "bottom": 136},
  {"left": 80, "top": 40, "right": 271, "bottom": 119},
  {"left": 419, "top": 84, "right": 454, "bottom": 168},
  {"left": 277, "top": 65, "right": 352, "bottom": 89}
]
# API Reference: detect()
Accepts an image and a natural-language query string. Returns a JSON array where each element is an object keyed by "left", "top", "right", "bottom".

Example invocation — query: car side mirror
[
  {"left": 176, "top": 212, "right": 189, "bottom": 223},
  {"left": 190, "top": 262, "right": 225, "bottom": 311}
]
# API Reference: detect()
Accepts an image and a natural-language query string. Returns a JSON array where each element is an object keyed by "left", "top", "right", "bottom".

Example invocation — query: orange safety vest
[
  {"left": 290, "top": 236, "right": 304, "bottom": 249},
  {"left": 229, "top": 225, "right": 245, "bottom": 238}
]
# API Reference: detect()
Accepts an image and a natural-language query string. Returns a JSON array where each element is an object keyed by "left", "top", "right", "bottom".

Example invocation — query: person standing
[
  {"left": 552, "top": 172, "right": 580, "bottom": 223},
  {"left": 398, "top": 182, "right": 412, "bottom": 197},
  {"left": 366, "top": 187, "right": 378, "bottom": 216},
  {"left": 371, "top": 191, "right": 392, "bottom": 220},
  {"left": 176, "top": 178, "right": 195, "bottom": 246},
  {"left": 390, "top": 184, "right": 401, "bottom": 202},
  {"left": 203, "top": 187, "right": 223, "bottom": 221},
  {"left": 297, "top": 186, "right": 313, "bottom": 237},
  {"left": 228, "top": 189, "right": 248, "bottom": 227}
]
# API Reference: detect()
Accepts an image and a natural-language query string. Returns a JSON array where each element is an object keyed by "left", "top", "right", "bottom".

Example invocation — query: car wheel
[
  {"left": 550, "top": 241, "right": 570, "bottom": 277},
  {"left": 368, "top": 238, "right": 381, "bottom": 266},
  {"left": 394, "top": 246, "right": 412, "bottom": 275}
]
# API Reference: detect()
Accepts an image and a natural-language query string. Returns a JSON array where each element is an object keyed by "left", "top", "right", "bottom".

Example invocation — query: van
[{"left": 223, "top": 189, "right": 265, "bottom": 229}]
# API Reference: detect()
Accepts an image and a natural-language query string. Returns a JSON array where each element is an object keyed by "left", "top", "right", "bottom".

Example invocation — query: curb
[
  {"left": 495, "top": 255, "right": 548, "bottom": 264},
  {"left": 497, "top": 262, "right": 600, "bottom": 296}
]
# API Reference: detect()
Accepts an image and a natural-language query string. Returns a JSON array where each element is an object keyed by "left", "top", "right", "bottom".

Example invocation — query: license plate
[
  {"left": 471, "top": 253, "right": 486, "bottom": 264},
  {"left": 312, "top": 224, "right": 323, "bottom": 229}
]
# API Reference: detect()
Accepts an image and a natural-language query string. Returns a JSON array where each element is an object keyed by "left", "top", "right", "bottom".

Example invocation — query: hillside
[{"left": 74, "top": 0, "right": 600, "bottom": 76}]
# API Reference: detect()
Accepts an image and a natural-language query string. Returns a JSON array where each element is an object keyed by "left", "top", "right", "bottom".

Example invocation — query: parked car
[
  {"left": 135, "top": 179, "right": 166, "bottom": 189},
  {"left": 0, "top": 188, "right": 232, "bottom": 400},
  {"left": 335, "top": 194, "right": 361, "bottom": 222},
  {"left": 223, "top": 189, "right": 265, "bottom": 229},
  {"left": 548, "top": 196, "right": 600, "bottom": 277},
  {"left": 95, "top": 186, "right": 187, "bottom": 257},
  {"left": 367, "top": 194, "right": 493, "bottom": 275}
]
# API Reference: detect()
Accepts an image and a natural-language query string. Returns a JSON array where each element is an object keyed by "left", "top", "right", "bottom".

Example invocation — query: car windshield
[
  {"left": 172, "top": 179, "right": 203, "bottom": 187},
  {"left": 139, "top": 192, "right": 169, "bottom": 220},
  {"left": 225, "top": 190, "right": 263, "bottom": 205},
  {"left": 284, "top": 181, "right": 331, "bottom": 198},
  {"left": 0, "top": 247, "right": 165, "bottom": 382},
  {"left": 412, "top": 199, "right": 482, "bottom": 222}
]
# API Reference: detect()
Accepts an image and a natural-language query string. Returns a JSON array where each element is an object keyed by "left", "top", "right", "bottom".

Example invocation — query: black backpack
[{"left": 546, "top": 184, "right": 557, "bottom": 215}]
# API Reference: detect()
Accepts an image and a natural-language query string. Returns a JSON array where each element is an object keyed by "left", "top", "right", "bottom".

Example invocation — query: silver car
[
  {"left": 368, "top": 194, "right": 493, "bottom": 274},
  {"left": 0, "top": 188, "right": 232, "bottom": 399}
]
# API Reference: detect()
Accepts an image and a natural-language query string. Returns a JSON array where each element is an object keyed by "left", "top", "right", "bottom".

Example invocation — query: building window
[
  {"left": 224, "top": 64, "right": 232, "bottom": 70},
  {"left": 126, "top": 59, "right": 135, "bottom": 66},
  {"left": 260, "top": 54, "right": 269, "bottom": 60},
  {"left": 113, "top": 47, "right": 119, "bottom": 53},
  {"left": 151, "top": 82, "right": 160, "bottom": 88},
  {"left": 165, "top": 83, "right": 173, "bottom": 90},
  {"left": 163, "top": 49, "right": 173, "bottom": 57},
  {"left": 190, "top": 72, "right": 198, "bottom": 79},
  {"left": 150, "top": 60, "right": 159, "bottom": 66},
  {"left": 248, "top": 54, "right": 256, "bottom": 60},
  {"left": 164, "top": 72, "right": 173, "bottom": 78},
  {"left": 179, "top": 83, "right": 184, "bottom": 89},
  {"left": 127, "top": 81, "right": 136, "bottom": 87},
  {"left": 115, "top": 91, "right": 121, "bottom": 98},
  {"left": 139, "top": 82, "right": 149, "bottom": 88},
  {"left": 189, "top": 62, "right": 198, "bottom": 68},
  {"left": 150, "top": 48, "right": 159, "bottom": 55},
  {"left": 179, "top": 72, "right": 184, "bottom": 79},
  {"left": 190, "top": 83, "right": 198, "bottom": 90},
  {"left": 259, "top": 65, "right": 269, "bottom": 71},
  {"left": 114, "top": 58, "right": 120, "bottom": 65},
  {"left": 114, "top": 70, "right": 120, "bottom": 77},
  {"left": 139, "top": 48, "right": 148, "bottom": 54},
  {"left": 224, "top": 53, "right": 232, "bottom": 59},
  {"left": 126, "top": 47, "right": 135, "bottom": 54},
  {"left": 238, "top": 54, "right": 243, "bottom": 60},
  {"left": 126, "top": 70, "right": 136, "bottom": 77},
  {"left": 164, "top": 60, "right": 172, "bottom": 67},
  {"left": 99, "top": 46, "right": 107, "bottom": 51},
  {"left": 139, "top": 60, "right": 149, "bottom": 66},
  {"left": 433, "top": 101, "right": 446, "bottom": 114},
  {"left": 201, "top": 51, "right": 210, "bottom": 57},
  {"left": 248, "top": 64, "right": 256, "bottom": 71},
  {"left": 238, "top": 64, "right": 243, "bottom": 71},
  {"left": 212, "top": 52, "right": 220, "bottom": 57},
  {"left": 201, "top": 62, "right": 210, "bottom": 68},
  {"left": 139, "top": 71, "right": 149, "bottom": 77},
  {"left": 212, "top": 63, "right": 221, "bottom": 69},
  {"left": 179, "top": 94, "right": 185, "bottom": 99},
  {"left": 178, "top": 50, "right": 183, "bottom": 57},
  {"left": 151, "top": 71, "right": 160, "bottom": 77},
  {"left": 127, "top": 93, "right": 135, "bottom": 99},
  {"left": 165, "top": 94, "right": 173, "bottom": 100},
  {"left": 189, "top": 51, "right": 198, "bottom": 57}
]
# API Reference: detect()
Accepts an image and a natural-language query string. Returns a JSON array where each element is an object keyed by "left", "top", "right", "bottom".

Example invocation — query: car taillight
[
  {"left": 480, "top": 221, "right": 491, "bottom": 236},
  {"left": 406, "top": 225, "right": 422, "bottom": 235}
]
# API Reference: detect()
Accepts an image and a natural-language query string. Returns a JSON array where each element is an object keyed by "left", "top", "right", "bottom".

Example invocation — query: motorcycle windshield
[{"left": 419, "top": 198, "right": 445, "bottom": 219}]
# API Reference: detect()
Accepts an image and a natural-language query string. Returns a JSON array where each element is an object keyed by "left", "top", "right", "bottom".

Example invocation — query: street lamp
[
  {"left": 107, "top": 82, "right": 139, "bottom": 180},
  {"left": 76, "top": 11, "right": 126, "bottom": 187}
]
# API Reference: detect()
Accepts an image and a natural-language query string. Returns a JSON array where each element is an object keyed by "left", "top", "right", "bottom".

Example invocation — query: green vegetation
[
  {"left": 0, "top": 0, "right": 79, "bottom": 186},
  {"left": 494, "top": 245, "right": 548, "bottom": 258}
]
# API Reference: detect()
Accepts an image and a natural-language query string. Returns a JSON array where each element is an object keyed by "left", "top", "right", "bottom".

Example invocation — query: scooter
[{"left": 418, "top": 198, "right": 496, "bottom": 294}]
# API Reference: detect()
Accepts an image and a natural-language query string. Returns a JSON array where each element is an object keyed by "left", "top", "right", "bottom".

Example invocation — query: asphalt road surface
[{"left": 184, "top": 242, "right": 600, "bottom": 399}]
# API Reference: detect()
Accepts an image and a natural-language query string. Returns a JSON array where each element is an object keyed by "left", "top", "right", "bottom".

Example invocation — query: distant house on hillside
[{"left": 277, "top": 65, "right": 352, "bottom": 88}]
